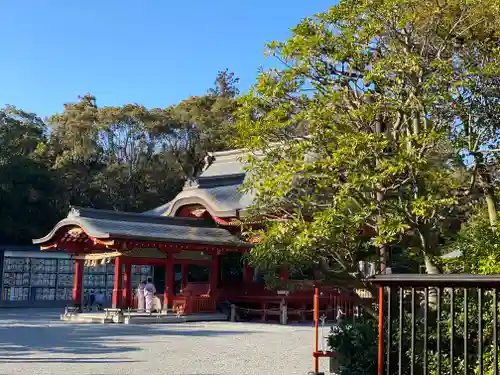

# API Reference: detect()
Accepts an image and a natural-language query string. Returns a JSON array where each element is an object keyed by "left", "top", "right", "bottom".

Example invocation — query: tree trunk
[
  {"left": 317, "top": 260, "right": 379, "bottom": 320},
  {"left": 374, "top": 114, "right": 389, "bottom": 273},
  {"left": 425, "top": 254, "right": 441, "bottom": 311},
  {"left": 484, "top": 191, "right": 498, "bottom": 228},
  {"left": 475, "top": 155, "right": 498, "bottom": 230},
  {"left": 418, "top": 225, "right": 441, "bottom": 310},
  {"left": 424, "top": 255, "right": 441, "bottom": 275}
]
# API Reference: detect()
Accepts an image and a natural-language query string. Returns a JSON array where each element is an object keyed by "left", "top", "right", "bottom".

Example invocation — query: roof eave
[
  {"left": 32, "top": 216, "right": 251, "bottom": 249},
  {"left": 32, "top": 217, "right": 111, "bottom": 246},
  {"left": 108, "top": 232, "right": 250, "bottom": 248}
]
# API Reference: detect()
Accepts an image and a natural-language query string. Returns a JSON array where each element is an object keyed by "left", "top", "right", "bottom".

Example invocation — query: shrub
[{"left": 328, "top": 317, "right": 379, "bottom": 375}]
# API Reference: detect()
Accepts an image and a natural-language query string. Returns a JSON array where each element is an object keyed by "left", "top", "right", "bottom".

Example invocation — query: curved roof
[
  {"left": 157, "top": 174, "right": 254, "bottom": 217},
  {"left": 144, "top": 149, "right": 256, "bottom": 218},
  {"left": 33, "top": 206, "right": 247, "bottom": 247}
]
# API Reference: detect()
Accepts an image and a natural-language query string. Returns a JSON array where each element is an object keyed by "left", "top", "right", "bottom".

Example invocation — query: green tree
[
  {"left": 444, "top": 20, "right": 500, "bottom": 230},
  {"left": 0, "top": 106, "right": 62, "bottom": 243},
  {"left": 43, "top": 94, "right": 105, "bottom": 208},
  {"left": 234, "top": 0, "right": 500, "bottom": 304},
  {"left": 45, "top": 95, "right": 184, "bottom": 211},
  {"left": 43, "top": 70, "right": 240, "bottom": 212},
  {"left": 154, "top": 69, "right": 240, "bottom": 178}
]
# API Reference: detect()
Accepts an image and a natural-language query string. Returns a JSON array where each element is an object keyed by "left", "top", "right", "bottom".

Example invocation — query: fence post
[
  {"left": 280, "top": 298, "right": 288, "bottom": 325},
  {"left": 314, "top": 286, "right": 320, "bottom": 374},
  {"left": 378, "top": 286, "right": 384, "bottom": 375},
  {"left": 230, "top": 304, "right": 236, "bottom": 322}
]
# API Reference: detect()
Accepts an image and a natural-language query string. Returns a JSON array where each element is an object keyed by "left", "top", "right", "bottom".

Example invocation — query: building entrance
[{"left": 153, "top": 265, "right": 166, "bottom": 295}]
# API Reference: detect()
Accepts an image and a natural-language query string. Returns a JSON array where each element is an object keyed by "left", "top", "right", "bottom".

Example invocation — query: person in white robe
[
  {"left": 144, "top": 277, "right": 156, "bottom": 314},
  {"left": 136, "top": 280, "right": 145, "bottom": 312},
  {"left": 152, "top": 295, "right": 162, "bottom": 313}
]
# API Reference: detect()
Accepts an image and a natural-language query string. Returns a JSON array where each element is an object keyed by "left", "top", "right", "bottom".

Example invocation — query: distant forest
[{"left": 0, "top": 70, "right": 240, "bottom": 244}]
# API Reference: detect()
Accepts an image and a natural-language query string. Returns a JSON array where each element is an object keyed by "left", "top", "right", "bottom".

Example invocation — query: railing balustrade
[
  {"left": 193, "top": 296, "right": 216, "bottom": 313},
  {"left": 372, "top": 274, "right": 500, "bottom": 375}
]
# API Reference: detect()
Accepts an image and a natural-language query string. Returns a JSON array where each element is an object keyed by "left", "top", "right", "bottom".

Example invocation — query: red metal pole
[
  {"left": 378, "top": 286, "right": 384, "bottom": 375},
  {"left": 314, "top": 286, "right": 319, "bottom": 374}
]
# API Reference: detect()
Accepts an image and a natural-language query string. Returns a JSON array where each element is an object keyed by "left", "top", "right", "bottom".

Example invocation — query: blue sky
[{"left": 0, "top": 1, "right": 336, "bottom": 118}]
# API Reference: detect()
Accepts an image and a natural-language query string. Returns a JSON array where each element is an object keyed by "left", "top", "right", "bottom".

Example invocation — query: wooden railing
[
  {"left": 172, "top": 295, "right": 217, "bottom": 315},
  {"left": 193, "top": 297, "right": 217, "bottom": 313},
  {"left": 226, "top": 291, "right": 360, "bottom": 322}
]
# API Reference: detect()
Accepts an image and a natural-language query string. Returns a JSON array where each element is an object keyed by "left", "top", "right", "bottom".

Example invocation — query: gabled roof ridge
[
  {"left": 196, "top": 173, "right": 245, "bottom": 187},
  {"left": 68, "top": 206, "right": 217, "bottom": 228},
  {"left": 207, "top": 148, "right": 248, "bottom": 158}
]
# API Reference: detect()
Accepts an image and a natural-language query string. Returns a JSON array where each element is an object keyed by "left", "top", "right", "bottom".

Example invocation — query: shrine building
[{"left": 31, "top": 149, "right": 353, "bottom": 319}]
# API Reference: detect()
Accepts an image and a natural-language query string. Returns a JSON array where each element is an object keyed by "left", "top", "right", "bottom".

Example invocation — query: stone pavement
[{"left": 0, "top": 309, "right": 323, "bottom": 375}]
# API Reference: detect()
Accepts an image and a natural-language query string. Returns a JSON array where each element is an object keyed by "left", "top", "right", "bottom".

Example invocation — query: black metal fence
[{"left": 372, "top": 274, "right": 500, "bottom": 375}]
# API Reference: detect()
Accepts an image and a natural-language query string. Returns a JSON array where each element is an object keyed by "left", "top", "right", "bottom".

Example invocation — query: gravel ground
[{"left": 0, "top": 309, "right": 326, "bottom": 375}]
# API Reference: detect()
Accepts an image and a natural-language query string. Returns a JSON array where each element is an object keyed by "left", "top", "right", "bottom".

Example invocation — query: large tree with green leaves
[
  {"left": 43, "top": 70, "right": 240, "bottom": 212},
  {"left": 43, "top": 94, "right": 186, "bottom": 212},
  {"left": 153, "top": 69, "right": 241, "bottom": 178},
  {"left": 0, "top": 106, "right": 62, "bottom": 243},
  {"left": 234, "top": 0, "right": 500, "bottom": 302}
]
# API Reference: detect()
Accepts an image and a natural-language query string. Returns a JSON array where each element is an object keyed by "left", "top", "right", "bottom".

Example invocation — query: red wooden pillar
[
  {"left": 279, "top": 267, "right": 289, "bottom": 281},
  {"left": 72, "top": 257, "right": 84, "bottom": 307},
  {"left": 112, "top": 257, "right": 123, "bottom": 308},
  {"left": 181, "top": 264, "right": 188, "bottom": 289},
  {"left": 122, "top": 258, "right": 132, "bottom": 309},
  {"left": 244, "top": 263, "right": 254, "bottom": 283},
  {"left": 210, "top": 254, "right": 220, "bottom": 291},
  {"left": 163, "top": 259, "right": 173, "bottom": 308}
]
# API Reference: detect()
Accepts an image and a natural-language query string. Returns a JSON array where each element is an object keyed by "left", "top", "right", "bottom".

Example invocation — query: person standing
[
  {"left": 136, "top": 279, "right": 146, "bottom": 312},
  {"left": 94, "top": 291, "right": 105, "bottom": 311},
  {"left": 144, "top": 277, "right": 156, "bottom": 314}
]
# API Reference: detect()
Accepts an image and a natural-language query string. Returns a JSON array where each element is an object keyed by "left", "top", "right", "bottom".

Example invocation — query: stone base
[
  {"left": 60, "top": 310, "right": 228, "bottom": 324},
  {"left": 124, "top": 312, "right": 228, "bottom": 324},
  {"left": 60, "top": 313, "right": 114, "bottom": 324}
]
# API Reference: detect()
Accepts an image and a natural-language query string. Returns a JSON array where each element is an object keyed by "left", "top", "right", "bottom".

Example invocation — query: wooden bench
[
  {"left": 171, "top": 282, "right": 217, "bottom": 315},
  {"left": 104, "top": 308, "right": 124, "bottom": 320},
  {"left": 64, "top": 306, "right": 81, "bottom": 315}
]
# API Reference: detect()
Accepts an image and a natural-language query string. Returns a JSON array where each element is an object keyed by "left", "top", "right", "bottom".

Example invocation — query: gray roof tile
[
  {"left": 144, "top": 149, "right": 257, "bottom": 218},
  {"left": 33, "top": 207, "right": 247, "bottom": 247}
]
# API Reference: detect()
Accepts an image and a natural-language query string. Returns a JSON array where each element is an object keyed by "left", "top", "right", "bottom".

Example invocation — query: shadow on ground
[
  {"left": 0, "top": 357, "right": 138, "bottom": 363},
  {"left": 0, "top": 309, "right": 255, "bottom": 363}
]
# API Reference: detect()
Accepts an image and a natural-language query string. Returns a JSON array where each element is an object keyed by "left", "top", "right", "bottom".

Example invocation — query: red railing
[
  {"left": 171, "top": 295, "right": 217, "bottom": 315},
  {"left": 193, "top": 297, "right": 217, "bottom": 313},
  {"left": 223, "top": 289, "right": 359, "bottom": 322}
]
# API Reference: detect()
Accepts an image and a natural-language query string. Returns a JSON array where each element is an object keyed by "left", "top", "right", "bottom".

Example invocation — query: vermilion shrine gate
[{"left": 33, "top": 149, "right": 355, "bottom": 319}]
